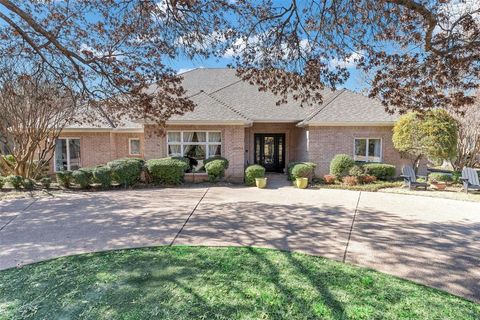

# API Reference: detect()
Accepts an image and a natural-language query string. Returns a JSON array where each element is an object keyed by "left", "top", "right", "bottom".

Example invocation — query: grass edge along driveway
[{"left": 1, "top": 246, "right": 478, "bottom": 320}]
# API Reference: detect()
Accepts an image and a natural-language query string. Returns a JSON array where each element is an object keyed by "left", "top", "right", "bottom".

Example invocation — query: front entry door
[{"left": 254, "top": 134, "right": 285, "bottom": 172}]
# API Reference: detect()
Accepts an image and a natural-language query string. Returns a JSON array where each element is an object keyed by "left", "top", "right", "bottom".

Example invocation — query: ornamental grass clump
[
  {"left": 39, "top": 176, "right": 52, "bottom": 189},
  {"left": 21, "top": 178, "right": 35, "bottom": 190},
  {"left": 56, "top": 171, "right": 73, "bottom": 188},
  {"left": 6, "top": 175, "right": 23, "bottom": 189}
]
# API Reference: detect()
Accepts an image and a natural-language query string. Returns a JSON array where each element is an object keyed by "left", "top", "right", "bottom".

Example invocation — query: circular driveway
[{"left": 1, "top": 185, "right": 479, "bottom": 302}]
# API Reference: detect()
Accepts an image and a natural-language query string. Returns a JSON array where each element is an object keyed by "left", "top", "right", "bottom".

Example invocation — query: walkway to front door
[{"left": 254, "top": 133, "right": 285, "bottom": 172}]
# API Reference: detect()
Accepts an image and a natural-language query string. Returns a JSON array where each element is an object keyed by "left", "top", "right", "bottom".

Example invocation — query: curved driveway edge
[{"left": 1, "top": 186, "right": 479, "bottom": 303}]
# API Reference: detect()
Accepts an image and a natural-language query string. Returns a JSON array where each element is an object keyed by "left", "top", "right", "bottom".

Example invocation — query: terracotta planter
[
  {"left": 255, "top": 177, "right": 267, "bottom": 189},
  {"left": 295, "top": 177, "right": 308, "bottom": 189},
  {"left": 431, "top": 181, "right": 447, "bottom": 190}
]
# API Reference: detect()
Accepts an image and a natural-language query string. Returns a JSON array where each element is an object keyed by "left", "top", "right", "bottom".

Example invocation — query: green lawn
[{"left": 0, "top": 247, "right": 478, "bottom": 320}]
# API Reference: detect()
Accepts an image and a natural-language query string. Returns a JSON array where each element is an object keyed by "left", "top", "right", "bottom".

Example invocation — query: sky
[{"left": 168, "top": 54, "right": 368, "bottom": 93}]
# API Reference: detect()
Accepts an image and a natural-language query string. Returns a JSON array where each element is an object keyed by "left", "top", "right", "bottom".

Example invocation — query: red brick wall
[
  {"left": 144, "top": 124, "right": 245, "bottom": 181},
  {"left": 50, "top": 131, "right": 144, "bottom": 172},
  {"left": 306, "top": 126, "right": 411, "bottom": 176}
]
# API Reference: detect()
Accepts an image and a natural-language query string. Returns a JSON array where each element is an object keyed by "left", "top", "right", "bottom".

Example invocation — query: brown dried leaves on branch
[{"left": 0, "top": 0, "right": 478, "bottom": 121}]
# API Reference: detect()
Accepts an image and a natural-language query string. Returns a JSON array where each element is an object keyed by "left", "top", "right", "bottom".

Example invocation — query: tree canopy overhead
[{"left": 0, "top": 0, "right": 478, "bottom": 124}]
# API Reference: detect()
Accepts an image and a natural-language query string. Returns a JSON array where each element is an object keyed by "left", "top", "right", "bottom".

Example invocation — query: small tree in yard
[
  {"left": 393, "top": 110, "right": 458, "bottom": 170},
  {"left": 0, "top": 64, "right": 76, "bottom": 178}
]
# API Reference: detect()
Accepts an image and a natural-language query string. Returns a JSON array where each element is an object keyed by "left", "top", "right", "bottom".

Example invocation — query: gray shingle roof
[
  {"left": 168, "top": 91, "right": 249, "bottom": 123},
  {"left": 178, "top": 68, "right": 395, "bottom": 124},
  {"left": 208, "top": 79, "right": 333, "bottom": 122},
  {"left": 65, "top": 68, "right": 398, "bottom": 129},
  {"left": 299, "top": 90, "right": 398, "bottom": 125}
]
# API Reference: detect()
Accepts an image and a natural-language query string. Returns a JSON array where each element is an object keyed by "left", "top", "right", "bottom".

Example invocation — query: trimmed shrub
[
  {"left": 40, "top": 177, "right": 52, "bottom": 189},
  {"left": 5, "top": 175, "right": 23, "bottom": 189},
  {"left": 107, "top": 158, "right": 144, "bottom": 187},
  {"left": 348, "top": 165, "right": 365, "bottom": 177},
  {"left": 204, "top": 156, "right": 229, "bottom": 169},
  {"left": 291, "top": 163, "right": 314, "bottom": 180},
  {"left": 146, "top": 157, "right": 189, "bottom": 185},
  {"left": 342, "top": 176, "right": 358, "bottom": 186},
  {"left": 72, "top": 170, "right": 91, "bottom": 189},
  {"left": 0, "top": 176, "right": 4, "bottom": 189},
  {"left": 330, "top": 154, "right": 355, "bottom": 177},
  {"left": 205, "top": 159, "right": 228, "bottom": 182},
  {"left": 93, "top": 166, "right": 112, "bottom": 189},
  {"left": 363, "top": 163, "right": 396, "bottom": 180},
  {"left": 56, "top": 171, "right": 73, "bottom": 188},
  {"left": 22, "top": 178, "right": 35, "bottom": 190},
  {"left": 245, "top": 164, "right": 266, "bottom": 186},
  {"left": 287, "top": 161, "right": 316, "bottom": 180},
  {"left": 323, "top": 174, "right": 336, "bottom": 184},
  {"left": 429, "top": 172, "right": 453, "bottom": 182}
]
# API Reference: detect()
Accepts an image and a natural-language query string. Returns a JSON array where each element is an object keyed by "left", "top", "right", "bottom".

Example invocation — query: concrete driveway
[{"left": 1, "top": 185, "right": 479, "bottom": 302}]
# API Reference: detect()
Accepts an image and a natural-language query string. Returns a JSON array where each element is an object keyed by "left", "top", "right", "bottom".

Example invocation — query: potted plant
[
  {"left": 429, "top": 173, "right": 452, "bottom": 191},
  {"left": 255, "top": 177, "right": 267, "bottom": 189},
  {"left": 291, "top": 163, "right": 312, "bottom": 189},
  {"left": 295, "top": 177, "right": 308, "bottom": 189}
]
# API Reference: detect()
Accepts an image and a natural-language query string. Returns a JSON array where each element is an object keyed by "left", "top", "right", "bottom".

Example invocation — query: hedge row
[
  {"left": 53, "top": 156, "right": 231, "bottom": 189},
  {"left": 329, "top": 154, "right": 396, "bottom": 181}
]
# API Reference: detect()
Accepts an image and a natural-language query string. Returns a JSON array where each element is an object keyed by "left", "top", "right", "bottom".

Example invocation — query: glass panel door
[
  {"left": 55, "top": 139, "right": 68, "bottom": 171},
  {"left": 254, "top": 134, "right": 285, "bottom": 172},
  {"left": 69, "top": 139, "right": 81, "bottom": 170}
]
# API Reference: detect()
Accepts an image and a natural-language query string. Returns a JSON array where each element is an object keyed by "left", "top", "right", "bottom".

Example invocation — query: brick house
[{"left": 55, "top": 68, "right": 412, "bottom": 181}]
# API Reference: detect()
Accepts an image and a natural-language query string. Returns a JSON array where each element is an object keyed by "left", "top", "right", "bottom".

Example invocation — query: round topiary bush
[
  {"left": 56, "top": 171, "right": 73, "bottom": 188},
  {"left": 287, "top": 162, "right": 316, "bottom": 180},
  {"left": 329, "top": 154, "right": 355, "bottom": 177},
  {"left": 107, "top": 158, "right": 144, "bottom": 187},
  {"left": 39, "top": 176, "right": 52, "bottom": 189},
  {"left": 362, "top": 163, "right": 396, "bottom": 180},
  {"left": 93, "top": 166, "right": 112, "bottom": 189},
  {"left": 245, "top": 164, "right": 266, "bottom": 186},
  {"left": 291, "top": 163, "right": 313, "bottom": 180},
  {"left": 6, "top": 175, "right": 23, "bottom": 189},
  {"left": 22, "top": 178, "right": 35, "bottom": 190},
  {"left": 146, "top": 157, "right": 189, "bottom": 185},
  {"left": 72, "top": 169, "right": 91, "bottom": 189},
  {"left": 204, "top": 156, "right": 229, "bottom": 169},
  {"left": 205, "top": 159, "right": 228, "bottom": 182}
]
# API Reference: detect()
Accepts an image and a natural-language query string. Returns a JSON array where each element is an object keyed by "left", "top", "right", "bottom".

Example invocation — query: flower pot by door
[
  {"left": 255, "top": 177, "right": 267, "bottom": 189},
  {"left": 295, "top": 177, "right": 308, "bottom": 189}
]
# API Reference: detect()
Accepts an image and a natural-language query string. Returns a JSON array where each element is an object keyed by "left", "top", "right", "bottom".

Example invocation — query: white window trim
[
  {"left": 54, "top": 137, "right": 81, "bottom": 172},
  {"left": 353, "top": 137, "right": 383, "bottom": 163},
  {"left": 128, "top": 138, "right": 141, "bottom": 156},
  {"left": 166, "top": 130, "right": 222, "bottom": 158}
]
